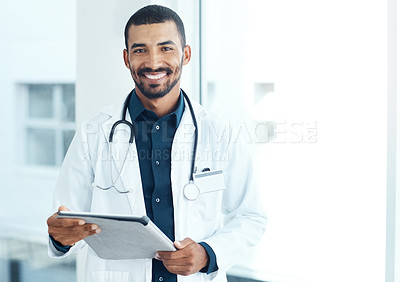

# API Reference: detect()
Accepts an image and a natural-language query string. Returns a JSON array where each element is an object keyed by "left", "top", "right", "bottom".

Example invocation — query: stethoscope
[{"left": 95, "top": 89, "right": 200, "bottom": 200}]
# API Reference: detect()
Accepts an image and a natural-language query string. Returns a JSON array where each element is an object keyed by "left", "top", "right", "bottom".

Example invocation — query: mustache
[{"left": 137, "top": 67, "right": 173, "bottom": 76}]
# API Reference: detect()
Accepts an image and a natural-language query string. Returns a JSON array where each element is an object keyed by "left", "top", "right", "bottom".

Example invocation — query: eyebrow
[
  {"left": 157, "top": 40, "right": 176, "bottom": 46},
  {"left": 130, "top": 40, "right": 177, "bottom": 50},
  {"left": 130, "top": 43, "right": 146, "bottom": 49}
]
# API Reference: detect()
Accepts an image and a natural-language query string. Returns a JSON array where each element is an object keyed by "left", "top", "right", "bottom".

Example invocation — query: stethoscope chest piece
[{"left": 183, "top": 181, "right": 200, "bottom": 201}]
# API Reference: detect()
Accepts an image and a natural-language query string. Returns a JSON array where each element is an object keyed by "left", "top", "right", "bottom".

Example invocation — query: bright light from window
[{"left": 202, "top": 1, "right": 387, "bottom": 281}]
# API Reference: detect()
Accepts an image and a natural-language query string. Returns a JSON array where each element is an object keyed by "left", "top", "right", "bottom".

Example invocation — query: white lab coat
[{"left": 48, "top": 96, "right": 267, "bottom": 282}]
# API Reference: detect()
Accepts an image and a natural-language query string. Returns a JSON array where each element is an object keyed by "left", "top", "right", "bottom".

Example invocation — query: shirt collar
[
  {"left": 128, "top": 89, "right": 147, "bottom": 122},
  {"left": 172, "top": 91, "right": 184, "bottom": 128},
  {"left": 128, "top": 89, "right": 185, "bottom": 129}
]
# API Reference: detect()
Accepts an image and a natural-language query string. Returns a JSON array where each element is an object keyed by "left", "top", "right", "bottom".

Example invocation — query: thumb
[
  {"left": 58, "top": 205, "right": 71, "bottom": 212},
  {"left": 174, "top": 237, "right": 194, "bottom": 250}
]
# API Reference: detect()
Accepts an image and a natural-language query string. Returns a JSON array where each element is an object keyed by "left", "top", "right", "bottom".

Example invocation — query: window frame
[
  {"left": 18, "top": 83, "right": 76, "bottom": 170},
  {"left": 386, "top": 0, "right": 400, "bottom": 281}
]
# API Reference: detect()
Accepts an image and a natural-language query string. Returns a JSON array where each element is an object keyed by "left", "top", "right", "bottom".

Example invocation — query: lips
[
  {"left": 137, "top": 68, "right": 173, "bottom": 83},
  {"left": 143, "top": 72, "right": 167, "bottom": 80}
]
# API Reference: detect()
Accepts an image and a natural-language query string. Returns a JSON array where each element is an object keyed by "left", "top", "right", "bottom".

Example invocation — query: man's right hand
[{"left": 47, "top": 206, "right": 101, "bottom": 246}]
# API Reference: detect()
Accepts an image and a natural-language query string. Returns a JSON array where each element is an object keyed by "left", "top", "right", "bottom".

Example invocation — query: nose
[{"left": 146, "top": 50, "right": 163, "bottom": 70}]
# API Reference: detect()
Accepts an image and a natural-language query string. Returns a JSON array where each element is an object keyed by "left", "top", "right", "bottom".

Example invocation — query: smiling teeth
[{"left": 145, "top": 73, "right": 166, "bottom": 80}]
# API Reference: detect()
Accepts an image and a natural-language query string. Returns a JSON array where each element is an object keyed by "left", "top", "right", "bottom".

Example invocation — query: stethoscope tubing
[{"left": 104, "top": 89, "right": 199, "bottom": 194}]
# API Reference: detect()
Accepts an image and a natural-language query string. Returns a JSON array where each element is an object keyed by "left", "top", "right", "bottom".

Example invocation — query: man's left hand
[{"left": 157, "top": 237, "right": 209, "bottom": 276}]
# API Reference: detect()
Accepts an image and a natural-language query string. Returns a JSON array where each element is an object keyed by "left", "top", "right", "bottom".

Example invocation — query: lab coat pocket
[
  {"left": 189, "top": 188, "right": 224, "bottom": 239},
  {"left": 187, "top": 168, "right": 225, "bottom": 225}
]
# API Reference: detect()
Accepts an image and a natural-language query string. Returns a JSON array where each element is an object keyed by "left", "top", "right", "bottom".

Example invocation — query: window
[
  {"left": 20, "top": 84, "right": 75, "bottom": 167},
  {"left": 200, "top": 0, "right": 387, "bottom": 281}
]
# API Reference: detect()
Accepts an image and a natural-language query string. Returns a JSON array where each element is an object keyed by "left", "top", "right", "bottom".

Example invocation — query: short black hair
[{"left": 124, "top": 5, "right": 186, "bottom": 51}]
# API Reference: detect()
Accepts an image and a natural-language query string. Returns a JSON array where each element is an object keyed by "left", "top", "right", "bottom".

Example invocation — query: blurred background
[{"left": 0, "top": 0, "right": 397, "bottom": 281}]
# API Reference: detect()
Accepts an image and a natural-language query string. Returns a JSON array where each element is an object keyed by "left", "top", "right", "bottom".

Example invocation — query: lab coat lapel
[
  {"left": 100, "top": 102, "right": 146, "bottom": 215},
  {"left": 171, "top": 99, "right": 196, "bottom": 199}
]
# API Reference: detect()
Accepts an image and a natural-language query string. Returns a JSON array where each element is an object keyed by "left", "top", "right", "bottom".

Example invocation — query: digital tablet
[{"left": 57, "top": 211, "right": 176, "bottom": 260}]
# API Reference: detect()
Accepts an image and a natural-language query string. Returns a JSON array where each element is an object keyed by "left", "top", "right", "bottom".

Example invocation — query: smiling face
[{"left": 123, "top": 21, "right": 191, "bottom": 100}]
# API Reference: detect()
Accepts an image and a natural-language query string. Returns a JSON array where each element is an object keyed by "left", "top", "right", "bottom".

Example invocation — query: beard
[{"left": 131, "top": 63, "right": 183, "bottom": 100}]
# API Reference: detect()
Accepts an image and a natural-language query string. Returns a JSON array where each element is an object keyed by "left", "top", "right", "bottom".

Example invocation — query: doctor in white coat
[{"left": 47, "top": 5, "right": 267, "bottom": 282}]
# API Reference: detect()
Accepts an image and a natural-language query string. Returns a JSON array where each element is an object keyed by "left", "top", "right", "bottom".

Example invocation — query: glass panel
[
  {"left": 26, "top": 128, "right": 56, "bottom": 166},
  {"left": 202, "top": 0, "right": 387, "bottom": 281},
  {"left": 62, "top": 84, "right": 75, "bottom": 122},
  {"left": 28, "top": 85, "right": 53, "bottom": 118},
  {"left": 62, "top": 130, "right": 75, "bottom": 159}
]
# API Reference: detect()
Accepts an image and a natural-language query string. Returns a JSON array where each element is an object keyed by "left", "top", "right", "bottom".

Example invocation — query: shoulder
[
  {"left": 191, "top": 100, "right": 253, "bottom": 153},
  {"left": 73, "top": 99, "right": 126, "bottom": 149},
  {"left": 80, "top": 100, "right": 124, "bottom": 131},
  {"left": 191, "top": 100, "right": 235, "bottom": 144},
  {"left": 191, "top": 99, "right": 229, "bottom": 127}
]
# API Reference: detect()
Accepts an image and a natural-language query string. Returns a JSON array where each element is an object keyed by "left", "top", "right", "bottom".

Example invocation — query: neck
[{"left": 135, "top": 85, "right": 181, "bottom": 118}]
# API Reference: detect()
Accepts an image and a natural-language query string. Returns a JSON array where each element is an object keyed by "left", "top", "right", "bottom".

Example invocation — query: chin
[
  {"left": 140, "top": 88, "right": 170, "bottom": 99},
  {"left": 134, "top": 74, "right": 180, "bottom": 100}
]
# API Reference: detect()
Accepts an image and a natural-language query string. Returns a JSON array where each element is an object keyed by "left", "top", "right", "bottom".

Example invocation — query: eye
[
  {"left": 162, "top": 46, "right": 173, "bottom": 51},
  {"left": 133, "top": 48, "right": 145, "bottom": 54}
]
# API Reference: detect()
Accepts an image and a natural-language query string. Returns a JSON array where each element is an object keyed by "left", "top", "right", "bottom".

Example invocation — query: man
[{"left": 47, "top": 5, "right": 266, "bottom": 282}]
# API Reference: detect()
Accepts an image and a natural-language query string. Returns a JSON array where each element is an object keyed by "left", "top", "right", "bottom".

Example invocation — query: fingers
[
  {"left": 49, "top": 224, "right": 101, "bottom": 246},
  {"left": 174, "top": 237, "right": 194, "bottom": 250},
  {"left": 158, "top": 238, "right": 195, "bottom": 260},
  {"left": 58, "top": 205, "right": 70, "bottom": 212},
  {"left": 48, "top": 213, "right": 85, "bottom": 228},
  {"left": 54, "top": 205, "right": 84, "bottom": 227},
  {"left": 159, "top": 238, "right": 194, "bottom": 260},
  {"left": 162, "top": 258, "right": 198, "bottom": 276},
  {"left": 47, "top": 206, "right": 101, "bottom": 246},
  {"left": 157, "top": 238, "right": 209, "bottom": 276},
  {"left": 49, "top": 221, "right": 101, "bottom": 246},
  {"left": 47, "top": 206, "right": 81, "bottom": 228}
]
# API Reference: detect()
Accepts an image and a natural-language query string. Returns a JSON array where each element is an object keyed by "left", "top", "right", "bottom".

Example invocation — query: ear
[
  {"left": 182, "top": 45, "right": 191, "bottom": 66},
  {"left": 123, "top": 49, "right": 130, "bottom": 69}
]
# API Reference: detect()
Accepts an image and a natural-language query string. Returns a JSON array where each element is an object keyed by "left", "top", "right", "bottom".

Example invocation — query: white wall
[
  {"left": 0, "top": 0, "right": 76, "bottom": 240},
  {"left": 76, "top": 0, "right": 146, "bottom": 124}
]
